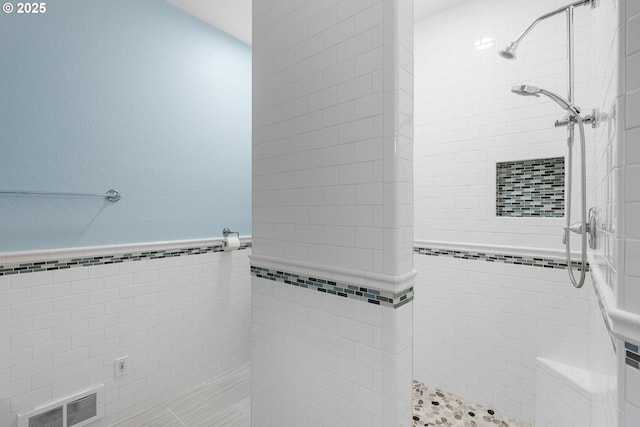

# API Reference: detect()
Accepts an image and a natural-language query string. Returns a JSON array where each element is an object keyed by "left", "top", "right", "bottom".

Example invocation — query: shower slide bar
[
  {"left": 0, "top": 189, "right": 121, "bottom": 202},
  {"left": 499, "top": 0, "right": 598, "bottom": 289}
]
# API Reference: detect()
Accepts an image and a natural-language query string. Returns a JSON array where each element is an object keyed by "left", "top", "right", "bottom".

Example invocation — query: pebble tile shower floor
[
  {"left": 114, "top": 372, "right": 532, "bottom": 426},
  {"left": 413, "top": 381, "right": 533, "bottom": 427}
]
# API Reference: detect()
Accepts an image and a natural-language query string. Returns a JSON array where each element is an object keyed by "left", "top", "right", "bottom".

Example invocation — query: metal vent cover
[
  {"left": 28, "top": 407, "right": 62, "bottom": 427},
  {"left": 67, "top": 393, "right": 97, "bottom": 427},
  {"left": 18, "top": 384, "right": 104, "bottom": 427}
]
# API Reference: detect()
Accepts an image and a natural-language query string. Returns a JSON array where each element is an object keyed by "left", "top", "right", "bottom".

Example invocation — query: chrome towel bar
[{"left": 0, "top": 189, "right": 121, "bottom": 202}]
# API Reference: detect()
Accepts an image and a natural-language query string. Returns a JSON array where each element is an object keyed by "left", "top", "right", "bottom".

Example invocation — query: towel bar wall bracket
[{"left": 222, "top": 228, "right": 239, "bottom": 238}]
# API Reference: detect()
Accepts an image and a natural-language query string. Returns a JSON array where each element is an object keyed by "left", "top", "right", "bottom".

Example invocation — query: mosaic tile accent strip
[
  {"left": 413, "top": 380, "right": 533, "bottom": 426},
  {"left": 250, "top": 265, "right": 413, "bottom": 309},
  {"left": 0, "top": 242, "right": 252, "bottom": 276},
  {"left": 414, "top": 246, "right": 588, "bottom": 271},
  {"left": 496, "top": 157, "right": 565, "bottom": 217},
  {"left": 625, "top": 342, "right": 640, "bottom": 370}
]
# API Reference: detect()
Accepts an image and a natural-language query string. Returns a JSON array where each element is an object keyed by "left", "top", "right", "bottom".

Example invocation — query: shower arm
[{"left": 508, "top": 0, "right": 593, "bottom": 59}]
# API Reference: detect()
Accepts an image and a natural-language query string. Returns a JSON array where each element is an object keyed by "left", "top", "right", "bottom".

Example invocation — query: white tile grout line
[{"left": 169, "top": 408, "right": 189, "bottom": 427}]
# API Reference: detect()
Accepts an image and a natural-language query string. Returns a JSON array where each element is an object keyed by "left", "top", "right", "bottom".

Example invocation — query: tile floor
[
  {"left": 113, "top": 366, "right": 250, "bottom": 427},
  {"left": 413, "top": 380, "right": 534, "bottom": 427},
  {"left": 114, "top": 372, "right": 532, "bottom": 427}
]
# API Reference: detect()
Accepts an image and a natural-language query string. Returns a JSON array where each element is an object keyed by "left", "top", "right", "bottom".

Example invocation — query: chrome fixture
[
  {"left": 497, "top": 42, "right": 517, "bottom": 60},
  {"left": 587, "top": 207, "right": 598, "bottom": 249},
  {"left": 510, "top": 85, "right": 579, "bottom": 114},
  {"left": 499, "top": 0, "right": 594, "bottom": 104},
  {"left": 500, "top": 0, "right": 597, "bottom": 289},
  {"left": 222, "top": 228, "right": 239, "bottom": 238},
  {"left": 498, "top": 0, "right": 594, "bottom": 61},
  {"left": 511, "top": 83, "right": 589, "bottom": 288},
  {"left": 0, "top": 188, "right": 121, "bottom": 202}
]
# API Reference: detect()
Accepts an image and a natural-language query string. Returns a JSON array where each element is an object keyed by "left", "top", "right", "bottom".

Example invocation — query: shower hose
[{"left": 565, "top": 114, "right": 587, "bottom": 288}]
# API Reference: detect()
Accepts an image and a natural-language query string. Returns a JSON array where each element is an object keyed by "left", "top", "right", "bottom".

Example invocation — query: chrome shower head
[
  {"left": 498, "top": 42, "right": 518, "bottom": 60},
  {"left": 511, "top": 84, "right": 579, "bottom": 113},
  {"left": 511, "top": 84, "right": 541, "bottom": 97}
]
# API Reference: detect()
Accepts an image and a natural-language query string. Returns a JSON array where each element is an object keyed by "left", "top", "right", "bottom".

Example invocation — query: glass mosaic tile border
[
  {"left": 626, "top": 342, "right": 640, "bottom": 370},
  {"left": 496, "top": 157, "right": 564, "bottom": 217},
  {"left": 250, "top": 265, "right": 413, "bottom": 309},
  {"left": 0, "top": 243, "right": 252, "bottom": 277},
  {"left": 414, "top": 247, "right": 589, "bottom": 271}
]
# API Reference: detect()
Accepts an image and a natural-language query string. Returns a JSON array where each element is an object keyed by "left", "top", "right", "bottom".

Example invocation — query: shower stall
[{"left": 413, "top": 0, "right": 621, "bottom": 425}]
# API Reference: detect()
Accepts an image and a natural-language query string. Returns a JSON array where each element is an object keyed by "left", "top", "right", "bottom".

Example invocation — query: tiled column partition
[{"left": 251, "top": 0, "right": 414, "bottom": 426}]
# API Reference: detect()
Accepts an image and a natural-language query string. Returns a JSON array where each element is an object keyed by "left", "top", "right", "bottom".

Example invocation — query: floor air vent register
[{"left": 17, "top": 384, "right": 104, "bottom": 427}]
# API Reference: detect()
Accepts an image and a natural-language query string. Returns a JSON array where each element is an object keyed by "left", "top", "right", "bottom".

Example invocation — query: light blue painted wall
[{"left": 0, "top": 0, "right": 251, "bottom": 252}]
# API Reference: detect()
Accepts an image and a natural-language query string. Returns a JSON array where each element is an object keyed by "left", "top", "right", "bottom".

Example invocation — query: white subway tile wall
[
  {"left": 624, "top": 0, "right": 640, "bottom": 424},
  {"left": 251, "top": 275, "right": 412, "bottom": 427},
  {"left": 589, "top": 0, "right": 622, "bottom": 423},
  {"left": 590, "top": 0, "right": 623, "bottom": 303},
  {"left": 253, "top": 0, "right": 413, "bottom": 277},
  {"left": 413, "top": 253, "right": 592, "bottom": 423},
  {"left": 624, "top": 0, "right": 640, "bottom": 315},
  {"left": 253, "top": 0, "right": 386, "bottom": 272},
  {"left": 0, "top": 248, "right": 251, "bottom": 427}
]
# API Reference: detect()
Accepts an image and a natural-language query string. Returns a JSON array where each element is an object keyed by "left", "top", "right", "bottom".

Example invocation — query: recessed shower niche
[{"left": 495, "top": 157, "right": 565, "bottom": 217}]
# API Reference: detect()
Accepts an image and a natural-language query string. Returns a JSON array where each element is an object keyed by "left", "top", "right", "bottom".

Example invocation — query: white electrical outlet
[{"left": 114, "top": 356, "right": 128, "bottom": 378}]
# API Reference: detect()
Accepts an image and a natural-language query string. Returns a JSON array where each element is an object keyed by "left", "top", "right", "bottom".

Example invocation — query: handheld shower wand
[
  {"left": 511, "top": 84, "right": 588, "bottom": 288},
  {"left": 510, "top": 85, "right": 580, "bottom": 114}
]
